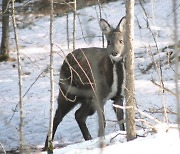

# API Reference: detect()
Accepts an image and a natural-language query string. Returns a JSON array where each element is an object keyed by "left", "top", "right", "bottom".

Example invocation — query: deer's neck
[
  {"left": 106, "top": 63, "right": 118, "bottom": 100},
  {"left": 106, "top": 60, "right": 125, "bottom": 100}
]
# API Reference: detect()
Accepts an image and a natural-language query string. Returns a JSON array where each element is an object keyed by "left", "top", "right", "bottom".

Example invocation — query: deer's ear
[
  {"left": 100, "top": 19, "right": 112, "bottom": 35},
  {"left": 117, "top": 16, "right": 126, "bottom": 32}
]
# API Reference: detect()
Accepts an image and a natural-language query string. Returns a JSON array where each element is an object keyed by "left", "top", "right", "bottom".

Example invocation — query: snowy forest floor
[{"left": 0, "top": 0, "right": 180, "bottom": 153}]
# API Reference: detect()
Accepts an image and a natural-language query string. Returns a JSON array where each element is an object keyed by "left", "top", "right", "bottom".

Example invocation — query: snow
[
  {"left": 0, "top": 0, "right": 180, "bottom": 153},
  {"left": 41, "top": 124, "right": 180, "bottom": 154}
]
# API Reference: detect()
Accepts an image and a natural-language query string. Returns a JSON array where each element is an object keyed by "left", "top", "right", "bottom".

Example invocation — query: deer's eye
[
  {"left": 119, "top": 40, "right": 123, "bottom": 44},
  {"left": 107, "top": 40, "right": 111, "bottom": 46}
]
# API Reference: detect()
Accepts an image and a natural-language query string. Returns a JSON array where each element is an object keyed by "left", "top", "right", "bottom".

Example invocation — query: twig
[
  {"left": 135, "top": 118, "right": 156, "bottom": 130},
  {"left": 143, "top": 108, "right": 177, "bottom": 115},
  {"left": 1, "top": 0, "right": 11, "bottom": 15},
  {"left": 76, "top": 14, "right": 88, "bottom": 45},
  {"left": 113, "top": 104, "right": 133, "bottom": 110},
  {"left": 168, "top": 3, "right": 180, "bottom": 17},
  {"left": 139, "top": 0, "right": 170, "bottom": 123},
  {"left": 110, "top": 132, "right": 126, "bottom": 143},
  {"left": 139, "top": 0, "right": 165, "bottom": 91},
  {"left": 114, "top": 104, "right": 161, "bottom": 124},
  {"left": 135, "top": 101, "right": 146, "bottom": 131},
  {"left": 8, "top": 68, "right": 47, "bottom": 124},
  {"left": 151, "top": 79, "right": 176, "bottom": 96},
  {"left": 135, "top": 107, "right": 161, "bottom": 124}
]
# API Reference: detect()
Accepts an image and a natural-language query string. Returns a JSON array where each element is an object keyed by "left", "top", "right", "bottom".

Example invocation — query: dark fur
[
  {"left": 44, "top": 17, "right": 126, "bottom": 150},
  {"left": 44, "top": 48, "right": 125, "bottom": 149}
]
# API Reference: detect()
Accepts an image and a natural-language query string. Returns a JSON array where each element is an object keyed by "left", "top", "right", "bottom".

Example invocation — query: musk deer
[{"left": 44, "top": 17, "right": 127, "bottom": 150}]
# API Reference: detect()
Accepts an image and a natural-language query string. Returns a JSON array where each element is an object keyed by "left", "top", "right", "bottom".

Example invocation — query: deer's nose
[{"left": 112, "top": 51, "right": 118, "bottom": 56}]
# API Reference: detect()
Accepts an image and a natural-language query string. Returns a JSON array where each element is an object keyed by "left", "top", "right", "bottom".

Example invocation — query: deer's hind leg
[
  {"left": 44, "top": 92, "right": 77, "bottom": 150},
  {"left": 75, "top": 99, "right": 96, "bottom": 140}
]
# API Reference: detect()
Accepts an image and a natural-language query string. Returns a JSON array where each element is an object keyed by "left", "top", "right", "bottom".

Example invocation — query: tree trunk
[
  {"left": 97, "top": 0, "right": 104, "bottom": 48},
  {"left": 48, "top": 0, "right": 55, "bottom": 153},
  {"left": 11, "top": 0, "right": 24, "bottom": 153},
  {"left": 66, "top": 0, "right": 70, "bottom": 49},
  {"left": 172, "top": 0, "right": 180, "bottom": 138},
  {"left": 125, "top": 0, "right": 136, "bottom": 141},
  {"left": 73, "top": 0, "right": 76, "bottom": 50},
  {"left": 0, "top": 0, "right": 10, "bottom": 59},
  {"left": 66, "top": 13, "right": 70, "bottom": 49}
]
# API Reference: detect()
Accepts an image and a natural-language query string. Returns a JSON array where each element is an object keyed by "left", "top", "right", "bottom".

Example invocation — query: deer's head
[{"left": 100, "top": 17, "right": 126, "bottom": 62}]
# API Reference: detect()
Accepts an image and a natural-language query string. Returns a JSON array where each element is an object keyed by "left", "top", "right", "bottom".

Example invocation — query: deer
[{"left": 44, "top": 16, "right": 127, "bottom": 150}]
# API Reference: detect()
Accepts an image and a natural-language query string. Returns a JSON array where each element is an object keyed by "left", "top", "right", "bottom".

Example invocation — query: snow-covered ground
[
  {"left": 0, "top": 0, "right": 179, "bottom": 153},
  {"left": 42, "top": 124, "right": 180, "bottom": 154}
]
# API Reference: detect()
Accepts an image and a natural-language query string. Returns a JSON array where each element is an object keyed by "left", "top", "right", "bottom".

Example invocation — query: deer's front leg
[{"left": 113, "top": 95, "right": 125, "bottom": 131}]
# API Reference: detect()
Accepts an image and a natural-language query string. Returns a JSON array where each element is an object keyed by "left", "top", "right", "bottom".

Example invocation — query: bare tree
[
  {"left": 73, "top": 0, "right": 76, "bottom": 50},
  {"left": 0, "top": 0, "right": 10, "bottom": 61},
  {"left": 66, "top": 2, "right": 70, "bottom": 49},
  {"left": 172, "top": 0, "right": 180, "bottom": 137},
  {"left": 47, "top": 0, "right": 55, "bottom": 153},
  {"left": 125, "top": 0, "right": 136, "bottom": 141},
  {"left": 97, "top": 0, "right": 105, "bottom": 48},
  {"left": 11, "top": 0, "right": 24, "bottom": 153}
]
